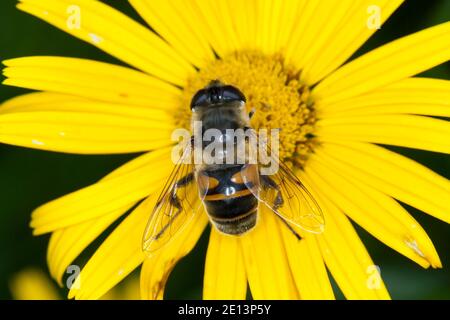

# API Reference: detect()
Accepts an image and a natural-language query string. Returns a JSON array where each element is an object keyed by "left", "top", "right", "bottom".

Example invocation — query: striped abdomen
[{"left": 197, "top": 164, "right": 259, "bottom": 235}]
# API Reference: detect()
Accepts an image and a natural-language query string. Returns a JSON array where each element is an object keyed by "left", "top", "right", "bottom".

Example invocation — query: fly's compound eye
[
  {"left": 208, "top": 86, "right": 223, "bottom": 104},
  {"left": 191, "top": 84, "right": 247, "bottom": 110},
  {"left": 190, "top": 89, "right": 208, "bottom": 110},
  {"left": 222, "top": 85, "right": 246, "bottom": 103}
]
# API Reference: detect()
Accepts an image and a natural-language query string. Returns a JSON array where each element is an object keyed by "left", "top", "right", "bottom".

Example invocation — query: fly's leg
[
  {"left": 167, "top": 172, "right": 194, "bottom": 215},
  {"left": 165, "top": 135, "right": 195, "bottom": 213},
  {"left": 260, "top": 175, "right": 302, "bottom": 240},
  {"left": 175, "top": 172, "right": 194, "bottom": 187},
  {"left": 260, "top": 175, "right": 284, "bottom": 210},
  {"left": 249, "top": 108, "right": 256, "bottom": 119},
  {"left": 153, "top": 173, "right": 194, "bottom": 240}
]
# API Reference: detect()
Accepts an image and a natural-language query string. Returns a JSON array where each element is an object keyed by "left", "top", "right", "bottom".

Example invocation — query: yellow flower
[
  {"left": 1, "top": 0, "right": 449, "bottom": 300},
  {"left": 10, "top": 268, "right": 140, "bottom": 300},
  {"left": 10, "top": 268, "right": 60, "bottom": 300}
]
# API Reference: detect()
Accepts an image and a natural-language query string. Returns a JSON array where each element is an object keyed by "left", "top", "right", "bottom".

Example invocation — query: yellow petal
[
  {"left": 230, "top": 0, "right": 257, "bottom": 50},
  {"left": 121, "top": 278, "right": 141, "bottom": 300},
  {"left": 299, "top": 0, "right": 404, "bottom": 84},
  {"left": 0, "top": 84, "right": 176, "bottom": 155},
  {"left": 140, "top": 209, "right": 208, "bottom": 300},
  {"left": 318, "top": 78, "right": 450, "bottom": 118},
  {"left": 2, "top": 57, "right": 181, "bottom": 108},
  {"left": 129, "top": 0, "right": 215, "bottom": 68},
  {"left": 299, "top": 172, "right": 390, "bottom": 300},
  {"left": 68, "top": 195, "right": 154, "bottom": 300},
  {"left": 10, "top": 268, "right": 60, "bottom": 300},
  {"left": 203, "top": 228, "right": 247, "bottom": 300},
  {"left": 47, "top": 203, "right": 135, "bottom": 286},
  {"left": 191, "top": 0, "right": 299, "bottom": 55},
  {"left": 316, "top": 114, "right": 450, "bottom": 154},
  {"left": 17, "top": 0, "right": 195, "bottom": 85},
  {"left": 101, "top": 277, "right": 141, "bottom": 300},
  {"left": 31, "top": 148, "right": 173, "bottom": 234},
  {"left": 253, "top": 0, "right": 274, "bottom": 52},
  {"left": 314, "top": 22, "right": 450, "bottom": 104},
  {"left": 308, "top": 151, "right": 441, "bottom": 268},
  {"left": 286, "top": 0, "right": 360, "bottom": 78},
  {"left": 269, "top": 0, "right": 305, "bottom": 54},
  {"left": 253, "top": 0, "right": 294, "bottom": 54},
  {"left": 0, "top": 92, "right": 172, "bottom": 123},
  {"left": 0, "top": 108, "right": 174, "bottom": 154},
  {"left": 283, "top": 0, "right": 319, "bottom": 61},
  {"left": 189, "top": 0, "right": 240, "bottom": 57},
  {"left": 280, "top": 227, "right": 335, "bottom": 299},
  {"left": 240, "top": 208, "right": 299, "bottom": 299},
  {"left": 316, "top": 142, "right": 450, "bottom": 225},
  {"left": 1, "top": 92, "right": 86, "bottom": 112}
]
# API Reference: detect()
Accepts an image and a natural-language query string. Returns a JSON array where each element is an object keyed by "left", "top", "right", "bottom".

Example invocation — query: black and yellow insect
[{"left": 142, "top": 81, "right": 324, "bottom": 253}]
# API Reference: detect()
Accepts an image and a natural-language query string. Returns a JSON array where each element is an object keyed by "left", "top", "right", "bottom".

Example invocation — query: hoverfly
[{"left": 142, "top": 80, "right": 324, "bottom": 253}]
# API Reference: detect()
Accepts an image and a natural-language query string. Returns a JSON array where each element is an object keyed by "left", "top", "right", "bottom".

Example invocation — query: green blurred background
[{"left": 0, "top": 0, "right": 449, "bottom": 299}]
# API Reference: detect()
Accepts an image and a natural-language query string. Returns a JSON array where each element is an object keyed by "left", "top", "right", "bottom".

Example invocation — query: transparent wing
[
  {"left": 242, "top": 130, "right": 325, "bottom": 234},
  {"left": 142, "top": 141, "right": 206, "bottom": 254}
]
